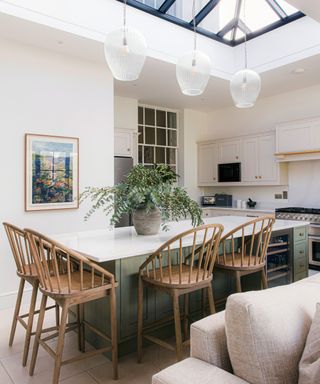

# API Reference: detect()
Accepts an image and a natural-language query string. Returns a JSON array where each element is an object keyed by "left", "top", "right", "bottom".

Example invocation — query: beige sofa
[{"left": 152, "top": 273, "right": 320, "bottom": 384}]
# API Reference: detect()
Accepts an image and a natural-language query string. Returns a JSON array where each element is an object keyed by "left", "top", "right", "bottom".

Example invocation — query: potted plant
[{"left": 80, "top": 164, "right": 203, "bottom": 235}]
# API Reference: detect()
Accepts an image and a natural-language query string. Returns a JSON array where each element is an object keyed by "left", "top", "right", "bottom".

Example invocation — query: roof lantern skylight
[{"left": 119, "top": 0, "right": 304, "bottom": 46}]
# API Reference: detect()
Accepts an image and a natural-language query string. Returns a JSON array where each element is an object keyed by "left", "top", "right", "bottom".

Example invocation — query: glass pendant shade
[
  {"left": 104, "top": 26, "right": 147, "bottom": 81},
  {"left": 230, "top": 68, "right": 261, "bottom": 108},
  {"left": 176, "top": 50, "right": 211, "bottom": 96}
]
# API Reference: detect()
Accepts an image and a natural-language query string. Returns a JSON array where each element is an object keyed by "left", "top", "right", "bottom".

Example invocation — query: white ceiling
[
  {"left": 287, "top": 0, "right": 320, "bottom": 22},
  {"left": 116, "top": 53, "right": 320, "bottom": 111},
  {"left": 0, "top": 10, "right": 320, "bottom": 112}
]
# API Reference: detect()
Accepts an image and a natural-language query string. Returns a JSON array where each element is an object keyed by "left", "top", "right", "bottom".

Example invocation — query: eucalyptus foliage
[{"left": 80, "top": 164, "right": 203, "bottom": 230}]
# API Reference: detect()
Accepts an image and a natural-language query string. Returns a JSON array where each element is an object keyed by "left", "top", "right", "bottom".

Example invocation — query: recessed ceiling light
[{"left": 291, "top": 68, "right": 305, "bottom": 75}]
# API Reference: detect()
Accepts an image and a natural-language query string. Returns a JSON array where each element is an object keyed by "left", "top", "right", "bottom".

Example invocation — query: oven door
[{"left": 309, "top": 235, "right": 320, "bottom": 267}]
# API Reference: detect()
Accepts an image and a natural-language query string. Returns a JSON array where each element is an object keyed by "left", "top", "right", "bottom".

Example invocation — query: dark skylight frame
[{"left": 116, "top": 0, "right": 304, "bottom": 46}]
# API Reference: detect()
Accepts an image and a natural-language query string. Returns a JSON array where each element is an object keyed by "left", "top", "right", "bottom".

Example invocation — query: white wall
[
  {"left": 201, "top": 84, "right": 320, "bottom": 208},
  {"left": 179, "top": 109, "right": 208, "bottom": 202},
  {"left": 0, "top": 37, "right": 114, "bottom": 308},
  {"left": 114, "top": 96, "right": 138, "bottom": 131}
]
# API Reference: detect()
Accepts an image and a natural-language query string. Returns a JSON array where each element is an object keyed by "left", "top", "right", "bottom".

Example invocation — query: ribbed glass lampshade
[
  {"left": 176, "top": 50, "right": 211, "bottom": 96},
  {"left": 104, "top": 26, "right": 147, "bottom": 81},
  {"left": 230, "top": 69, "right": 261, "bottom": 108}
]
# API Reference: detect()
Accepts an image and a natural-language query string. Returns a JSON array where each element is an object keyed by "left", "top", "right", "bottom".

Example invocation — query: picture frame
[{"left": 25, "top": 133, "right": 79, "bottom": 211}]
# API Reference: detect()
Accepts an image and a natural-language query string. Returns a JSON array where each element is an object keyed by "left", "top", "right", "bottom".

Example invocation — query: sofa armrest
[{"left": 190, "top": 311, "right": 232, "bottom": 372}]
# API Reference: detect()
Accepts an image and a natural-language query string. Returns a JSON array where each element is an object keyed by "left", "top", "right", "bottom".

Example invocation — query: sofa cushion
[
  {"left": 225, "top": 282, "right": 320, "bottom": 384},
  {"left": 191, "top": 311, "right": 232, "bottom": 372},
  {"left": 299, "top": 303, "right": 320, "bottom": 384},
  {"left": 152, "top": 357, "right": 249, "bottom": 384}
]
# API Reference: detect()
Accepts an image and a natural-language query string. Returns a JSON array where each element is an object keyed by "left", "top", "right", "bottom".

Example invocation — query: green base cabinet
[{"left": 293, "top": 226, "right": 309, "bottom": 281}]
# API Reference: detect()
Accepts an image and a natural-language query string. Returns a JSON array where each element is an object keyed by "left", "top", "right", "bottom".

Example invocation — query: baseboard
[{"left": 0, "top": 287, "right": 33, "bottom": 311}]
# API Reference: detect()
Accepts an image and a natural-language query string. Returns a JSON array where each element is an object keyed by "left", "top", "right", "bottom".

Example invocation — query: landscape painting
[{"left": 25, "top": 134, "right": 79, "bottom": 211}]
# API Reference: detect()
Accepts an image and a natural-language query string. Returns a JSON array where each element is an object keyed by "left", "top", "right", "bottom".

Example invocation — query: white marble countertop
[
  {"left": 201, "top": 206, "right": 274, "bottom": 213},
  {"left": 51, "top": 216, "right": 309, "bottom": 263}
]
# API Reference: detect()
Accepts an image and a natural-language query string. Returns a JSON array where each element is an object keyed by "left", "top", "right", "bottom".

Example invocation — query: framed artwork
[{"left": 25, "top": 134, "right": 79, "bottom": 211}]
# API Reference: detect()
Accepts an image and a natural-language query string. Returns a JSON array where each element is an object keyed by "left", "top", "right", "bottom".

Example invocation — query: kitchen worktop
[
  {"left": 201, "top": 206, "right": 275, "bottom": 213},
  {"left": 52, "top": 216, "right": 309, "bottom": 263}
]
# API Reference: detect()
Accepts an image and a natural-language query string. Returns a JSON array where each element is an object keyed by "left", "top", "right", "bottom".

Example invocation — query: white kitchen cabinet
[
  {"left": 276, "top": 117, "right": 320, "bottom": 155},
  {"left": 198, "top": 132, "right": 287, "bottom": 187},
  {"left": 258, "top": 135, "right": 277, "bottom": 182},
  {"left": 219, "top": 140, "right": 241, "bottom": 163},
  {"left": 242, "top": 137, "right": 259, "bottom": 182},
  {"left": 198, "top": 143, "right": 219, "bottom": 185},
  {"left": 115, "top": 129, "right": 134, "bottom": 157}
]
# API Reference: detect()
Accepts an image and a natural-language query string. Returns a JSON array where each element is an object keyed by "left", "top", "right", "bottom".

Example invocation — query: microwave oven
[{"left": 218, "top": 162, "right": 241, "bottom": 183}]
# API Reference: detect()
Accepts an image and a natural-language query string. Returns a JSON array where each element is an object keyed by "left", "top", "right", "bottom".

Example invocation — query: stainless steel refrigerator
[{"left": 114, "top": 156, "right": 133, "bottom": 227}]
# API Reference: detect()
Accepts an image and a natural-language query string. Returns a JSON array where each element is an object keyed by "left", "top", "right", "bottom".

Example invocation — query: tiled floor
[{"left": 0, "top": 304, "right": 184, "bottom": 384}]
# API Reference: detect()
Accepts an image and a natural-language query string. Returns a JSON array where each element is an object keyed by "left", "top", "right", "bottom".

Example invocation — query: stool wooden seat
[
  {"left": 137, "top": 224, "right": 224, "bottom": 362},
  {"left": 215, "top": 216, "right": 275, "bottom": 293},
  {"left": 3, "top": 223, "right": 59, "bottom": 367},
  {"left": 25, "top": 229, "right": 118, "bottom": 384}
]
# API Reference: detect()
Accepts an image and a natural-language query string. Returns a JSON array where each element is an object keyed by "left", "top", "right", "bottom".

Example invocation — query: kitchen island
[{"left": 52, "top": 216, "right": 309, "bottom": 355}]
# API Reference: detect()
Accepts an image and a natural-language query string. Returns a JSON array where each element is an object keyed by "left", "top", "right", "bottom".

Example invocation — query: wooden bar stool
[
  {"left": 25, "top": 229, "right": 118, "bottom": 384},
  {"left": 137, "top": 224, "right": 224, "bottom": 362},
  {"left": 3, "top": 222, "right": 59, "bottom": 366},
  {"left": 215, "top": 216, "right": 275, "bottom": 293}
]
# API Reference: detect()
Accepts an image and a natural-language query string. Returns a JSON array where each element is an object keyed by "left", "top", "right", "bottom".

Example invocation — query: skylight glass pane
[
  {"left": 235, "top": 28, "right": 245, "bottom": 40},
  {"left": 198, "top": 0, "right": 237, "bottom": 34},
  {"left": 133, "top": 0, "right": 166, "bottom": 10},
  {"left": 239, "top": 0, "right": 280, "bottom": 32},
  {"left": 275, "top": 0, "right": 299, "bottom": 15},
  {"left": 167, "top": 0, "right": 211, "bottom": 23}
]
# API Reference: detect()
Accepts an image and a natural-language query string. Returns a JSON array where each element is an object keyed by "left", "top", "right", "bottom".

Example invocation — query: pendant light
[
  {"left": 176, "top": 0, "right": 211, "bottom": 96},
  {"left": 104, "top": 0, "right": 147, "bottom": 81},
  {"left": 230, "top": 0, "right": 261, "bottom": 108}
]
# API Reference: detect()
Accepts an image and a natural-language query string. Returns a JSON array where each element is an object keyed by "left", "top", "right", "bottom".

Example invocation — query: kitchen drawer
[
  {"left": 294, "top": 241, "right": 307, "bottom": 258},
  {"left": 294, "top": 255, "right": 308, "bottom": 275},
  {"left": 294, "top": 226, "right": 307, "bottom": 242},
  {"left": 294, "top": 270, "right": 308, "bottom": 282}
]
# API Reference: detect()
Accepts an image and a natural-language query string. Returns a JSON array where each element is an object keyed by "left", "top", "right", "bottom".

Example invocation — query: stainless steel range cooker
[{"left": 276, "top": 207, "right": 320, "bottom": 269}]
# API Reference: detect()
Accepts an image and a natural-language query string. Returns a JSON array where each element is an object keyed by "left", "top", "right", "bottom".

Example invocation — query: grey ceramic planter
[{"left": 132, "top": 207, "right": 161, "bottom": 235}]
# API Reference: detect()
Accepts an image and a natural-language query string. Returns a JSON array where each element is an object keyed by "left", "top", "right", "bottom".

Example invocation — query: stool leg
[
  {"left": 172, "top": 291, "right": 183, "bottom": 361},
  {"left": 261, "top": 269, "right": 268, "bottom": 289},
  {"left": 29, "top": 294, "right": 47, "bottom": 376},
  {"left": 55, "top": 304, "right": 60, "bottom": 328},
  {"left": 137, "top": 277, "right": 144, "bottom": 363},
  {"left": 183, "top": 293, "right": 189, "bottom": 340},
  {"left": 52, "top": 301, "right": 69, "bottom": 384},
  {"left": 235, "top": 271, "right": 242, "bottom": 293},
  {"left": 207, "top": 284, "right": 216, "bottom": 315},
  {"left": 77, "top": 304, "right": 85, "bottom": 353},
  {"left": 22, "top": 281, "right": 38, "bottom": 366},
  {"left": 9, "top": 278, "right": 25, "bottom": 346},
  {"left": 110, "top": 287, "right": 118, "bottom": 380}
]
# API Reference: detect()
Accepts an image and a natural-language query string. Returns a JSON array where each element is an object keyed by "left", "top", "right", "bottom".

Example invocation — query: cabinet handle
[
  {"left": 259, "top": 176, "right": 262, "bottom": 179},
  {"left": 299, "top": 250, "right": 304, "bottom": 254},
  {"left": 213, "top": 177, "right": 216, "bottom": 180},
  {"left": 127, "top": 148, "right": 130, "bottom": 152},
  {"left": 236, "top": 156, "right": 239, "bottom": 160},
  {"left": 299, "top": 233, "right": 304, "bottom": 237},
  {"left": 255, "top": 176, "right": 258, "bottom": 179}
]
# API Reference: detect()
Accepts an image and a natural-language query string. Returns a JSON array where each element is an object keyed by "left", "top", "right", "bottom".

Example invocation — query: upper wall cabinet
[
  {"left": 115, "top": 129, "right": 134, "bottom": 158},
  {"left": 198, "top": 143, "right": 219, "bottom": 185},
  {"left": 276, "top": 117, "right": 320, "bottom": 160},
  {"left": 198, "top": 132, "right": 287, "bottom": 187},
  {"left": 219, "top": 140, "right": 241, "bottom": 163}
]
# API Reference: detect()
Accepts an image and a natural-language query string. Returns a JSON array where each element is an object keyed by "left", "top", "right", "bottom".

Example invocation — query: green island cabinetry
[
  {"left": 293, "top": 226, "right": 309, "bottom": 281},
  {"left": 82, "top": 225, "right": 309, "bottom": 356}
]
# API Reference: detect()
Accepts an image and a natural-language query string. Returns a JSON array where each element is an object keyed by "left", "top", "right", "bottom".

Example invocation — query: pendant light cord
[
  {"left": 123, "top": 0, "right": 127, "bottom": 45},
  {"left": 192, "top": 0, "right": 197, "bottom": 52},
  {"left": 243, "top": 0, "right": 248, "bottom": 69},
  {"left": 123, "top": 0, "right": 127, "bottom": 29}
]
